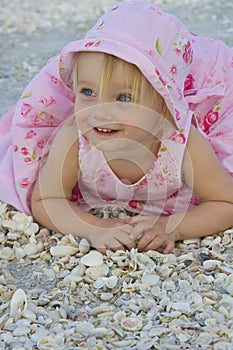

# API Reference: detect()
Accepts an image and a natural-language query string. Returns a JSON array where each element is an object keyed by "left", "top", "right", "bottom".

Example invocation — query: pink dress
[{"left": 0, "top": 0, "right": 232, "bottom": 215}]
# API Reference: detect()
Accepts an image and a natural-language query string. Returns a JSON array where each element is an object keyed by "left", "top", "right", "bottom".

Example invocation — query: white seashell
[
  {"left": 13, "top": 242, "right": 26, "bottom": 259},
  {"left": 219, "top": 265, "right": 233, "bottom": 275},
  {"left": 121, "top": 316, "right": 143, "bottom": 331},
  {"left": 100, "top": 292, "right": 113, "bottom": 301},
  {"left": 0, "top": 219, "right": 18, "bottom": 231},
  {"left": 24, "top": 222, "right": 39, "bottom": 236},
  {"left": 0, "top": 246, "right": 14, "bottom": 260},
  {"left": 224, "top": 274, "right": 233, "bottom": 296},
  {"left": 63, "top": 274, "right": 83, "bottom": 284},
  {"left": 93, "top": 277, "right": 108, "bottom": 289},
  {"left": 0, "top": 202, "right": 7, "bottom": 216},
  {"left": 23, "top": 242, "right": 40, "bottom": 256},
  {"left": 202, "top": 259, "right": 222, "bottom": 270},
  {"left": 47, "top": 235, "right": 60, "bottom": 247},
  {"left": 13, "top": 324, "right": 30, "bottom": 336},
  {"left": 137, "top": 337, "right": 157, "bottom": 350},
  {"left": 106, "top": 275, "right": 118, "bottom": 289},
  {"left": 224, "top": 228, "right": 233, "bottom": 234},
  {"left": 79, "top": 238, "right": 90, "bottom": 254},
  {"left": 91, "top": 305, "right": 115, "bottom": 316},
  {"left": 80, "top": 251, "right": 104, "bottom": 267},
  {"left": 141, "top": 273, "right": 160, "bottom": 286},
  {"left": 71, "top": 264, "right": 86, "bottom": 276},
  {"left": 85, "top": 264, "right": 109, "bottom": 280},
  {"left": 10, "top": 289, "right": 27, "bottom": 318},
  {"left": 183, "top": 238, "right": 200, "bottom": 245},
  {"left": 12, "top": 212, "right": 32, "bottom": 223},
  {"left": 112, "top": 340, "right": 137, "bottom": 347},
  {"left": 50, "top": 245, "right": 78, "bottom": 257},
  {"left": 133, "top": 252, "right": 156, "bottom": 271},
  {"left": 172, "top": 301, "right": 191, "bottom": 314},
  {"left": 60, "top": 234, "right": 78, "bottom": 247},
  {"left": 113, "top": 310, "right": 127, "bottom": 322},
  {"left": 37, "top": 336, "right": 62, "bottom": 350},
  {"left": 22, "top": 308, "right": 37, "bottom": 321},
  {"left": 90, "top": 327, "right": 109, "bottom": 338}
]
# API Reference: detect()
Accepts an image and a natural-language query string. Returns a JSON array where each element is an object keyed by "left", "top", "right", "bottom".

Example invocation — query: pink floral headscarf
[{"left": 59, "top": 0, "right": 194, "bottom": 131}]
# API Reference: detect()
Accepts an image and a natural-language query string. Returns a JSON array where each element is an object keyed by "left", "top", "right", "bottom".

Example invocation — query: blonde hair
[{"left": 72, "top": 52, "right": 175, "bottom": 126}]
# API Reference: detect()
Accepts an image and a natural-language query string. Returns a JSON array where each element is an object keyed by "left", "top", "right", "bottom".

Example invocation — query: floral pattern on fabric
[{"left": 0, "top": 0, "right": 233, "bottom": 215}]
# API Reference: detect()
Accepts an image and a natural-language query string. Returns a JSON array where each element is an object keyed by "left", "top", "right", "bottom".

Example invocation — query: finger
[
  {"left": 137, "top": 231, "right": 165, "bottom": 252},
  {"left": 129, "top": 223, "right": 145, "bottom": 240},
  {"left": 163, "top": 240, "right": 175, "bottom": 254},
  {"left": 137, "top": 231, "right": 155, "bottom": 251},
  {"left": 115, "top": 232, "right": 137, "bottom": 250}
]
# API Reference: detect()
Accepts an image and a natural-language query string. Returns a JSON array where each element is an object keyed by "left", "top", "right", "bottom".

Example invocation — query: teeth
[{"left": 96, "top": 128, "right": 113, "bottom": 133}]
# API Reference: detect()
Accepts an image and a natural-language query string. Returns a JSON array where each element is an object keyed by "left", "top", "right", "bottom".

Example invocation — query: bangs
[
  {"left": 99, "top": 54, "right": 144, "bottom": 103},
  {"left": 72, "top": 52, "right": 175, "bottom": 127}
]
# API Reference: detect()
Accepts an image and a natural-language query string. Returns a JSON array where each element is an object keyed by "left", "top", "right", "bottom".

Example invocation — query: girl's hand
[
  {"left": 87, "top": 218, "right": 136, "bottom": 254},
  {"left": 128, "top": 216, "right": 176, "bottom": 254}
]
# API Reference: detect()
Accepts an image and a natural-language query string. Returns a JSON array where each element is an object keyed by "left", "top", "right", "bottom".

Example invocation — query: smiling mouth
[{"left": 94, "top": 127, "right": 119, "bottom": 136}]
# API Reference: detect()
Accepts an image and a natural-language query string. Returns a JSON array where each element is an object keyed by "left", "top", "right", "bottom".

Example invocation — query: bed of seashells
[{"left": 1, "top": 201, "right": 233, "bottom": 350}]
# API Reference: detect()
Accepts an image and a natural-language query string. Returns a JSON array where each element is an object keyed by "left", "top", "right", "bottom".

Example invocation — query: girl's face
[{"left": 74, "top": 52, "right": 164, "bottom": 155}]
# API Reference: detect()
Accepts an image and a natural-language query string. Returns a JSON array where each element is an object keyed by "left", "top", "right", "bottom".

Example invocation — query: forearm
[
  {"left": 32, "top": 197, "right": 101, "bottom": 239},
  {"left": 169, "top": 201, "right": 233, "bottom": 241}
]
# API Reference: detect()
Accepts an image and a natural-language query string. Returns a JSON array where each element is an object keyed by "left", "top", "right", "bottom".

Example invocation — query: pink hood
[{"left": 59, "top": 0, "right": 194, "bottom": 130}]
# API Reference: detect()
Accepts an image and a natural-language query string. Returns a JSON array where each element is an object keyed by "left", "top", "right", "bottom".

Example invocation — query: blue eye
[
  {"left": 82, "top": 88, "right": 94, "bottom": 97},
  {"left": 117, "top": 94, "right": 132, "bottom": 102}
]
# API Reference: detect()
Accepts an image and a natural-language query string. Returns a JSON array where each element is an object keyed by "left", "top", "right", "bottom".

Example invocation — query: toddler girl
[{"left": 1, "top": 1, "right": 233, "bottom": 253}]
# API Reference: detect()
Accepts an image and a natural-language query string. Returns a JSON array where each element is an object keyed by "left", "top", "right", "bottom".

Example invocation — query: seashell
[
  {"left": 120, "top": 316, "right": 143, "bottom": 332},
  {"left": 10, "top": 289, "right": 27, "bottom": 319},
  {"left": 100, "top": 292, "right": 113, "bottom": 301},
  {"left": 136, "top": 337, "right": 157, "bottom": 350},
  {"left": 91, "top": 305, "right": 115, "bottom": 316},
  {"left": 50, "top": 245, "right": 78, "bottom": 257},
  {"left": 47, "top": 235, "right": 60, "bottom": 247},
  {"left": 141, "top": 273, "right": 160, "bottom": 286},
  {"left": 13, "top": 242, "right": 26, "bottom": 259},
  {"left": 80, "top": 251, "right": 104, "bottom": 267},
  {"left": 202, "top": 259, "right": 222, "bottom": 270},
  {"left": 12, "top": 212, "right": 32, "bottom": 223},
  {"left": 79, "top": 238, "right": 90, "bottom": 254},
  {"left": 24, "top": 222, "right": 40, "bottom": 236},
  {"left": 0, "top": 202, "right": 7, "bottom": 216},
  {"left": 172, "top": 301, "right": 191, "bottom": 314},
  {"left": 85, "top": 264, "right": 109, "bottom": 280},
  {"left": 23, "top": 242, "right": 42, "bottom": 256},
  {"left": 63, "top": 274, "right": 83, "bottom": 284},
  {"left": 90, "top": 327, "right": 109, "bottom": 338},
  {"left": 113, "top": 310, "right": 127, "bottom": 322},
  {"left": 22, "top": 308, "right": 37, "bottom": 321},
  {"left": 37, "top": 336, "right": 62, "bottom": 350},
  {"left": 0, "top": 246, "right": 14, "bottom": 260},
  {"left": 219, "top": 265, "right": 233, "bottom": 275},
  {"left": 133, "top": 252, "right": 156, "bottom": 271},
  {"left": 183, "top": 238, "right": 201, "bottom": 245},
  {"left": 112, "top": 340, "right": 137, "bottom": 347},
  {"left": 60, "top": 234, "right": 78, "bottom": 247},
  {"left": 106, "top": 275, "right": 118, "bottom": 289},
  {"left": 224, "top": 274, "right": 233, "bottom": 296},
  {"left": 12, "top": 324, "right": 30, "bottom": 336},
  {"left": 0, "top": 219, "right": 18, "bottom": 231},
  {"left": 36, "top": 228, "right": 51, "bottom": 243},
  {"left": 93, "top": 277, "right": 108, "bottom": 289},
  {"left": 71, "top": 264, "right": 86, "bottom": 276}
]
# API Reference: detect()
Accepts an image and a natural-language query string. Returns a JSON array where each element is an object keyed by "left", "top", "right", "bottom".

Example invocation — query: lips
[{"left": 94, "top": 127, "right": 119, "bottom": 136}]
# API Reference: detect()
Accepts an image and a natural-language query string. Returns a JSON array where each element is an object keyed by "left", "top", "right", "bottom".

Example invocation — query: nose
[{"left": 91, "top": 102, "right": 115, "bottom": 122}]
